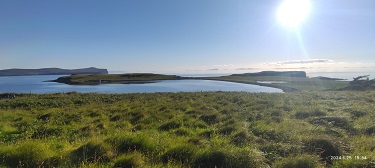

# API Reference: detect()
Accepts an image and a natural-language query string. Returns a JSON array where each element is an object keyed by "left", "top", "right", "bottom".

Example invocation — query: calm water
[{"left": 0, "top": 75, "right": 282, "bottom": 93}]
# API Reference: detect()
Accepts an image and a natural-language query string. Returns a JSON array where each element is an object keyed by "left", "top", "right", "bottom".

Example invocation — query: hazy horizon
[{"left": 1, "top": 0, "right": 374, "bottom": 74}]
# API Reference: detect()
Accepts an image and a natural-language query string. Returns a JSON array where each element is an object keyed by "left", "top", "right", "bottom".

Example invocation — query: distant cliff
[
  {"left": 231, "top": 71, "right": 307, "bottom": 78},
  {"left": 0, "top": 67, "right": 108, "bottom": 76}
]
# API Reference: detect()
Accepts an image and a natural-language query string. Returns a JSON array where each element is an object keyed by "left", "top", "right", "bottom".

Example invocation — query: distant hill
[
  {"left": 0, "top": 67, "right": 108, "bottom": 76},
  {"left": 231, "top": 71, "right": 307, "bottom": 78}
]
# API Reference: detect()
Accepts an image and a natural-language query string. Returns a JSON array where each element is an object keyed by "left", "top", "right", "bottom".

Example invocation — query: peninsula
[
  {"left": 52, "top": 73, "right": 181, "bottom": 85},
  {"left": 0, "top": 67, "right": 108, "bottom": 76}
]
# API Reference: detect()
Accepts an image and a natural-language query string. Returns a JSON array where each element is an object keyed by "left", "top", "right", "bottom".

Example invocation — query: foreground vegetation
[{"left": 1, "top": 91, "right": 375, "bottom": 167}]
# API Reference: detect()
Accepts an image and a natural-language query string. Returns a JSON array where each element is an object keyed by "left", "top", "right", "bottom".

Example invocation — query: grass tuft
[
  {"left": 106, "top": 134, "right": 156, "bottom": 154},
  {"left": 273, "top": 154, "right": 322, "bottom": 168},
  {"left": 70, "top": 140, "right": 114, "bottom": 164},
  {"left": 0, "top": 141, "right": 53, "bottom": 167},
  {"left": 113, "top": 152, "right": 145, "bottom": 168},
  {"left": 304, "top": 138, "right": 341, "bottom": 164},
  {"left": 161, "top": 145, "right": 196, "bottom": 164}
]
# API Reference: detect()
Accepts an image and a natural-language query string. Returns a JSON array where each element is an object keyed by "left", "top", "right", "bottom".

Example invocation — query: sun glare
[{"left": 277, "top": 0, "right": 311, "bottom": 28}]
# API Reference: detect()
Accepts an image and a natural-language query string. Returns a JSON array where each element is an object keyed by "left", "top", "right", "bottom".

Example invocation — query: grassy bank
[
  {"left": 1, "top": 91, "right": 374, "bottom": 167},
  {"left": 196, "top": 75, "right": 349, "bottom": 92}
]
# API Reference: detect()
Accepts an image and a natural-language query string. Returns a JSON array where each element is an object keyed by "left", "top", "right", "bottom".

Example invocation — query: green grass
[{"left": 0, "top": 91, "right": 374, "bottom": 167}]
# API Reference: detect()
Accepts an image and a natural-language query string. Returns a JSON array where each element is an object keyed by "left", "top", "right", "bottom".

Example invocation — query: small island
[{"left": 52, "top": 73, "right": 181, "bottom": 85}]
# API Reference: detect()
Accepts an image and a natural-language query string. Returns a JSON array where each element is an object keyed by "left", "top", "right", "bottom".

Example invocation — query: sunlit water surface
[{"left": 0, "top": 75, "right": 283, "bottom": 93}]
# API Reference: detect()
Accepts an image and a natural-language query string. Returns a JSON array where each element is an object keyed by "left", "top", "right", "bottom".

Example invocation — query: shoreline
[
  {"left": 50, "top": 76, "right": 294, "bottom": 92},
  {"left": 181, "top": 77, "right": 297, "bottom": 92}
]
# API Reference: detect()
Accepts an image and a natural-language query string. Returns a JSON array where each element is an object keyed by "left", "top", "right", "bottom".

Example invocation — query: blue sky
[{"left": 1, "top": 0, "right": 374, "bottom": 74}]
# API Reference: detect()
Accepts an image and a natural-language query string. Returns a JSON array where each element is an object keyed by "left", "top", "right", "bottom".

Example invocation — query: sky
[{"left": 1, "top": 0, "right": 375, "bottom": 74}]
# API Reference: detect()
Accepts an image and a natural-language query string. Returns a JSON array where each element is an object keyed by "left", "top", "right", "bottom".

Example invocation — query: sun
[{"left": 276, "top": 0, "right": 311, "bottom": 28}]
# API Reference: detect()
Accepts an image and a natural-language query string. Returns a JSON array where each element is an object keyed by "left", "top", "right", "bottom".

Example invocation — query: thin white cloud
[
  {"left": 235, "top": 68, "right": 255, "bottom": 70},
  {"left": 275, "top": 67, "right": 312, "bottom": 70},
  {"left": 208, "top": 68, "right": 219, "bottom": 71},
  {"left": 266, "top": 59, "right": 333, "bottom": 66},
  {"left": 216, "top": 64, "right": 234, "bottom": 67}
]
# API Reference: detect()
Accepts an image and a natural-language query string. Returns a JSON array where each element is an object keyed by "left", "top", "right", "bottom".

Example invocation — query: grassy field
[{"left": 1, "top": 91, "right": 374, "bottom": 167}]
